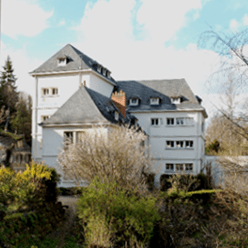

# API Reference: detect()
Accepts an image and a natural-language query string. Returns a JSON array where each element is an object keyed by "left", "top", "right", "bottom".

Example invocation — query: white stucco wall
[
  {"left": 42, "top": 125, "right": 110, "bottom": 187},
  {"left": 88, "top": 73, "right": 114, "bottom": 98}
]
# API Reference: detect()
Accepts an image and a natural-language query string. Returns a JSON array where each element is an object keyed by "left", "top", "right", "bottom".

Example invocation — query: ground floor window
[{"left": 165, "top": 163, "right": 193, "bottom": 172}]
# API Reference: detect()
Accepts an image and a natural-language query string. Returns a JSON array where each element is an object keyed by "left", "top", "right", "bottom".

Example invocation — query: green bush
[{"left": 77, "top": 177, "right": 160, "bottom": 247}]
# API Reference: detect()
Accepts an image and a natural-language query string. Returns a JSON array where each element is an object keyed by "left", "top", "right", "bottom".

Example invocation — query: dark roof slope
[
  {"left": 41, "top": 86, "right": 126, "bottom": 126},
  {"left": 31, "top": 44, "right": 116, "bottom": 84},
  {"left": 116, "top": 79, "right": 207, "bottom": 117}
]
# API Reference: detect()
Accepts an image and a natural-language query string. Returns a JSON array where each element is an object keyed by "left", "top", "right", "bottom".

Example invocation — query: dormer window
[
  {"left": 57, "top": 56, "right": 67, "bottom": 66},
  {"left": 107, "top": 71, "right": 111, "bottom": 79},
  {"left": 150, "top": 97, "right": 160, "bottom": 105},
  {"left": 171, "top": 97, "right": 181, "bottom": 104},
  {"left": 130, "top": 98, "right": 139, "bottom": 106},
  {"left": 102, "top": 68, "right": 107, "bottom": 76},
  {"left": 115, "top": 111, "right": 119, "bottom": 121},
  {"left": 97, "top": 65, "right": 101, "bottom": 73}
]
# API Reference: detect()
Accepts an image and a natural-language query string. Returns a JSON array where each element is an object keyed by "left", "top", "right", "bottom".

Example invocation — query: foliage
[
  {"left": 58, "top": 125, "right": 151, "bottom": 192},
  {"left": 0, "top": 162, "right": 64, "bottom": 247},
  {"left": 77, "top": 177, "right": 160, "bottom": 247},
  {"left": 10, "top": 92, "right": 32, "bottom": 145}
]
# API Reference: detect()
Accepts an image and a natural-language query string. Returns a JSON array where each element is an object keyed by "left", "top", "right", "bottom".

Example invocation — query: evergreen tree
[{"left": 0, "top": 56, "right": 18, "bottom": 130}]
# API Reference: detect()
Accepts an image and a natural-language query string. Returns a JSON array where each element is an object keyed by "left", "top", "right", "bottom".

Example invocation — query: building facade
[{"left": 30, "top": 44, "right": 207, "bottom": 186}]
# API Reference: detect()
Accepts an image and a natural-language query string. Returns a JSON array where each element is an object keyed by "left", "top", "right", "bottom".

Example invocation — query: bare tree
[{"left": 58, "top": 126, "right": 151, "bottom": 192}]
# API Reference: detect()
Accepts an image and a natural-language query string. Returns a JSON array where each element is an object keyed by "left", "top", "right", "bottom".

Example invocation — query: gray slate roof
[
  {"left": 116, "top": 79, "right": 207, "bottom": 117},
  {"left": 41, "top": 86, "right": 126, "bottom": 126},
  {"left": 31, "top": 44, "right": 116, "bottom": 85}
]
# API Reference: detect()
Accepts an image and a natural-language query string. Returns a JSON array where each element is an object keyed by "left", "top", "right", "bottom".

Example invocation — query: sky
[{"left": 1, "top": 0, "right": 248, "bottom": 119}]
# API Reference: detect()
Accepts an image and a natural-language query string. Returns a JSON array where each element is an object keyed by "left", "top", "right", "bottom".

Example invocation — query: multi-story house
[{"left": 30, "top": 44, "right": 207, "bottom": 187}]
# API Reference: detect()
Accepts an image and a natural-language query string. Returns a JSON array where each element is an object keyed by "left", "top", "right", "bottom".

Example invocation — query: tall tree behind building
[
  {"left": 0, "top": 56, "right": 18, "bottom": 130},
  {"left": 11, "top": 92, "right": 32, "bottom": 146}
]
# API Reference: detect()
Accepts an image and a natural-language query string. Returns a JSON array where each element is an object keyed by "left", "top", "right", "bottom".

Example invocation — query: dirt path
[{"left": 51, "top": 196, "right": 79, "bottom": 248}]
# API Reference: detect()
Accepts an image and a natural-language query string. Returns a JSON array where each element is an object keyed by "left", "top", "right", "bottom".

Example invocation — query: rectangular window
[
  {"left": 64, "top": 132, "right": 73, "bottom": 147},
  {"left": 176, "top": 118, "right": 184, "bottom": 125},
  {"left": 185, "top": 140, "right": 193, "bottom": 148},
  {"left": 176, "top": 164, "right": 184, "bottom": 171},
  {"left": 151, "top": 118, "right": 159, "bottom": 126},
  {"left": 42, "top": 88, "right": 49, "bottom": 96},
  {"left": 185, "top": 163, "right": 193, "bottom": 171},
  {"left": 167, "top": 118, "right": 174, "bottom": 125},
  {"left": 166, "top": 141, "right": 174, "bottom": 148},
  {"left": 176, "top": 141, "right": 184, "bottom": 148},
  {"left": 41, "top": 115, "right": 50, "bottom": 122},
  {"left": 150, "top": 98, "right": 159, "bottom": 105},
  {"left": 130, "top": 98, "right": 139, "bottom": 106},
  {"left": 51, "top": 88, "right": 58, "bottom": 95},
  {"left": 166, "top": 164, "right": 174, "bottom": 171}
]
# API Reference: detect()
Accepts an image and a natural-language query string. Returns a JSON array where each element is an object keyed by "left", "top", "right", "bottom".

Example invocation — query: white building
[{"left": 30, "top": 44, "right": 207, "bottom": 187}]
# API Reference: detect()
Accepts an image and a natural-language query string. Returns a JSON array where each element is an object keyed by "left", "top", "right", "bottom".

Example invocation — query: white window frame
[
  {"left": 185, "top": 163, "right": 193, "bottom": 171},
  {"left": 171, "top": 97, "right": 181, "bottom": 104},
  {"left": 51, "top": 87, "right": 58, "bottom": 96},
  {"left": 151, "top": 118, "right": 160, "bottom": 126},
  {"left": 166, "top": 163, "right": 174, "bottom": 171},
  {"left": 150, "top": 98, "right": 160, "bottom": 105},
  {"left": 41, "top": 88, "right": 49, "bottom": 96},
  {"left": 176, "top": 140, "right": 184, "bottom": 148},
  {"left": 129, "top": 98, "right": 139, "bottom": 106},
  {"left": 185, "top": 140, "right": 194, "bottom": 148},
  {"left": 57, "top": 57, "right": 67, "bottom": 66},
  {"left": 115, "top": 111, "right": 119, "bottom": 121},
  {"left": 166, "top": 118, "right": 174, "bottom": 126},
  {"left": 166, "top": 141, "right": 174, "bottom": 148},
  {"left": 176, "top": 118, "right": 184, "bottom": 126},
  {"left": 176, "top": 164, "right": 184, "bottom": 171},
  {"left": 41, "top": 115, "right": 50, "bottom": 122}
]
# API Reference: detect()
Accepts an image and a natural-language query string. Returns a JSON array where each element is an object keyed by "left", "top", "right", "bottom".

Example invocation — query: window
[
  {"left": 107, "top": 71, "right": 111, "bottom": 78},
  {"left": 41, "top": 115, "right": 50, "bottom": 122},
  {"left": 176, "top": 118, "right": 184, "bottom": 125},
  {"left": 150, "top": 98, "right": 159, "bottom": 105},
  {"left": 166, "top": 164, "right": 174, "bottom": 171},
  {"left": 151, "top": 118, "right": 159, "bottom": 126},
  {"left": 176, "top": 164, "right": 184, "bottom": 171},
  {"left": 166, "top": 141, "right": 174, "bottom": 148},
  {"left": 185, "top": 163, "right": 193, "bottom": 171},
  {"left": 129, "top": 98, "right": 139, "bottom": 106},
  {"left": 185, "top": 140, "right": 193, "bottom": 148},
  {"left": 97, "top": 65, "right": 101, "bottom": 73},
  {"left": 57, "top": 57, "right": 67, "bottom": 66},
  {"left": 167, "top": 118, "right": 174, "bottom": 125},
  {"left": 176, "top": 141, "right": 184, "bottom": 148},
  {"left": 171, "top": 97, "right": 181, "bottom": 104},
  {"left": 51, "top": 88, "right": 58, "bottom": 95},
  {"left": 64, "top": 132, "right": 73, "bottom": 147},
  {"left": 42, "top": 88, "right": 49, "bottom": 96},
  {"left": 115, "top": 111, "right": 119, "bottom": 121}
]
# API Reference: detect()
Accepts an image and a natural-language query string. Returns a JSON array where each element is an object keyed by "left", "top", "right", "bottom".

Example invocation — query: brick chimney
[{"left": 111, "top": 90, "right": 126, "bottom": 118}]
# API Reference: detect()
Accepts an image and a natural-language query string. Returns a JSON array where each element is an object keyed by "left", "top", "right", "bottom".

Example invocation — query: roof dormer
[
  {"left": 129, "top": 97, "right": 140, "bottom": 106},
  {"left": 57, "top": 56, "right": 68, "bottom": 67},
  {"left": 170, "top": 96, "right": 181, "bottom": 104},
  {"left": 150, "top": 97, "right": 160, "bottom": 105}
]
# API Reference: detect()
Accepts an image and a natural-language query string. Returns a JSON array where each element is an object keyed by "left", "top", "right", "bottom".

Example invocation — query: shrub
[
  {"left": 58, "top": 126, "right": 152, "bottom": 193},
  {"left": 77, "top": 177, "right": 160, "bottom": 247}
]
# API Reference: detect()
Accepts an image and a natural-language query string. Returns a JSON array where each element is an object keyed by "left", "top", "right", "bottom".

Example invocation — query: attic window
[
  {"left": 150, "top": 97, "right": 159, "bottom": 105},
  {"left": 171, "top": 97, "right": 181, "bottom": 104},
  {"left": 97, "top": 65, "right": 101, "bottom": 73},
  {"left": 107, "top": 71, "right": 111, "bottom": 79},
  {"left": 130, "top": 98, "right": 139, "bottom": 106},
  {"left": 57, "top": 57, "right": 67, "bottom": 66},
  {"left": 102, "top": 68, "right": 107, "bottom": 76},
  {"left": 115, "top": 111, "right": 119, "bottom": 121}
]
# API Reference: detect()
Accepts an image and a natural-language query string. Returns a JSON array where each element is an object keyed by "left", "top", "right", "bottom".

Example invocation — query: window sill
[
  {"left": 41, "top": 95, "right": 59, "bottom": 98},
  {"left": 165, "top": 148, "right": 194, "bottom": 150}
]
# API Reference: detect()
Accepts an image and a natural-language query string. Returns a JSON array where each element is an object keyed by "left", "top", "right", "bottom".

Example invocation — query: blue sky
[{"left": 1, "top": 0, "right": 248, "bottom": 117}]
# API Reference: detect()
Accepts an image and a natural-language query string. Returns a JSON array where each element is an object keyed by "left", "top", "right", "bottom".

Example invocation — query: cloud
[
  {"left": 230, "top": 19, "right": 239, "bottom": 31},
  {"left": 2, "top": 0, "right": 53, "bottom": 38},
  {"left": 58, "top": 20, "right": 66, "bottom": 26},
  {"left": 136, "top": 0, "right": 203, "bottom": 42},
  {"left": 0, "top": 42, "right": 43, "bottom": 98}
]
